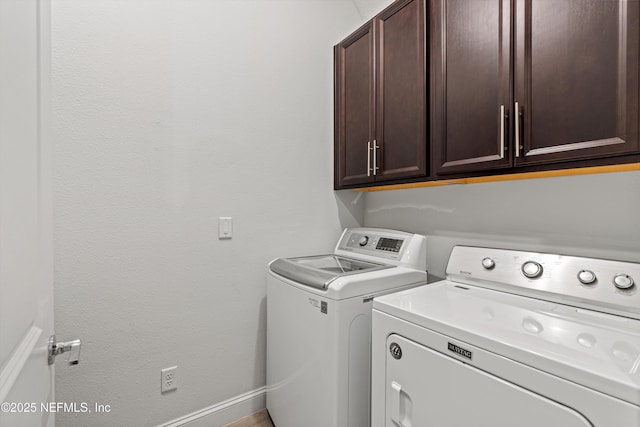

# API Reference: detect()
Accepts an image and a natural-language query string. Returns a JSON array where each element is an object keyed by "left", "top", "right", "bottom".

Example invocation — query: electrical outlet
[{"left": 161, "top": 366, "right": 178, "bottom": 393}]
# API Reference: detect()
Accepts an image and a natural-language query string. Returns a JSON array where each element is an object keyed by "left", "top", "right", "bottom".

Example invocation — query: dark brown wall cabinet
[
  {"left": 334, "top": 0, "right": 427, "bottom": 189},
  {"left": 433, "top": 0, "right": 640, "bottom": 176}
]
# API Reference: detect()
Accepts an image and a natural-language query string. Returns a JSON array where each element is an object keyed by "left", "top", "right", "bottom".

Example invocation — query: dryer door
[{"left": 384, "top": 334, "right": 592, "bottom": 427}]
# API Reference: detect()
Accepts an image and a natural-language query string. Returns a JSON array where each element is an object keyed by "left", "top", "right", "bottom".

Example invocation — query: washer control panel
[
  {"left": 334, "top": 228, "right": 427, "bottom": 270},
  {"left": 447, "top": 246, "right": 640, "bottom": 320},
  {"left": 343, "top": 233, "right": 404, "bottom": 255}
]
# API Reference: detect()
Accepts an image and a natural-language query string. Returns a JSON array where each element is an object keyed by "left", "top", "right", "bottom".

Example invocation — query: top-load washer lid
[{"left": 270, "top": 254, "right": 393, "bottom": 290}]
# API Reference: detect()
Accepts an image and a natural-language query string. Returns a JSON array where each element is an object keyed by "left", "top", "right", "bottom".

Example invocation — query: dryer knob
[
  {"left": 522, "top": 261, "right": 543, "bottom": 279},
  {"left": 358, "top": 236, "right": 369, "bottom": 247},
  {"left": 577, "top": 270, "right": 597, "bottom": 285},
  {"left": 613, "top": 274, "right": 635, "bottom": 290},
  {"left": 481, "top": 257, "right": 496, "bottom": 270}
]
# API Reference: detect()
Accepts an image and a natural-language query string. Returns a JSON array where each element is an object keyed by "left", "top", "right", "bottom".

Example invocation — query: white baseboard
[{"left": 157, "top": 386, "right": 266, "bottom": 427}]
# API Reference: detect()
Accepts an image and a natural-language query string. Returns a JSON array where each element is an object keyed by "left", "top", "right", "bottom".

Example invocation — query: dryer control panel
[{"left": 446, "top": 246, "right": 640, "bottom": 320}]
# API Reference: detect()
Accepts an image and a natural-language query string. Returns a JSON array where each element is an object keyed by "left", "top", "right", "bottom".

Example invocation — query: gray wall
[
  {"left": 52, "top": 1, "right": 366, "bottom": 426},
  {"left": 363, "top": 171, "right": 640, "bottom": 279}
]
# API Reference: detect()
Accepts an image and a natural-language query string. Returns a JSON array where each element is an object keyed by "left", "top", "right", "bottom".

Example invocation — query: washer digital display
[{"left": 376, "top": 238, "right": 403, "bottom": 253}]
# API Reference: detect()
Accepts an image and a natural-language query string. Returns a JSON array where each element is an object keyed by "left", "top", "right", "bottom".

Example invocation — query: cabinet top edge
[{"left": 352, "top": 163, "right": 640, "bottom": 192}]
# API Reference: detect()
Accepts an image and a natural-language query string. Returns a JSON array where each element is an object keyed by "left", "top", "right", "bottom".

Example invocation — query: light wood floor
[{"left": 223, "top": 409, "right": 274, "bottom": 427}]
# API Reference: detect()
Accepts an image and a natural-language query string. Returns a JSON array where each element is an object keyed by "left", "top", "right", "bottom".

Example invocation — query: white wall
[
  {"left": 51, "top": 1, "right": 367, "bottom": 426},
  {"left": 364, "top": 171, "right": 640, "bottom": 279}
]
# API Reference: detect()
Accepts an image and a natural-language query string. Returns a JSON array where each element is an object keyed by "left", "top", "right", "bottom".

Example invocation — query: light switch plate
[{"left": 219, "top": 217, "right": 233, "bottom": 239}]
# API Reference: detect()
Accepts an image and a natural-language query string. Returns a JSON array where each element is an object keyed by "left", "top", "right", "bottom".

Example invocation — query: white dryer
[
  {"left": 372, "top": 246, "right": 640, "bottom": 427},
  {"left": 267, "top": 228, "right": 427, "bottom": 427}
]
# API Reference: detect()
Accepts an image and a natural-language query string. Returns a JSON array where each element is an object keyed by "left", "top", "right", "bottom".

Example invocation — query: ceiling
[{"left": 351, "top": 0, "right": 393, "bottom": 20}]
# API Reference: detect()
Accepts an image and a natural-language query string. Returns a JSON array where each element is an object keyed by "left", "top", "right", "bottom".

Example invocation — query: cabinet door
[
  {"left": 432, "top": 0, "right": 512, "bottom": 176},
  {"left": 515, "top": 0, "right": 639, "bottom": 166},
  {"left": 334, "top": 22, "right": 375, "bottom": 188},
  {"left": 376, "top": 0, "right": 427, "bottom": 181}
]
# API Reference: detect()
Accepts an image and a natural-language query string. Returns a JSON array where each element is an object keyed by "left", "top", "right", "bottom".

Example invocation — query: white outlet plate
[{"left": 161, "top": 366, "right": 178, "bottom": 393}]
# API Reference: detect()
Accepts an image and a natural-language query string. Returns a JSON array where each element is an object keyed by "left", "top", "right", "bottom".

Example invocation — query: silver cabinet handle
[
  {"left": 367, "top": 141, "right": 372, "bottom": 177},
  {"left": 514, "top": 101, "right": 520, "bottom": 157},
  {"left": 500, "top": 105, "right": 505, "bottom": 159},
  {"left": 373, "top": 140, "right": 379, "bottom": 176}
]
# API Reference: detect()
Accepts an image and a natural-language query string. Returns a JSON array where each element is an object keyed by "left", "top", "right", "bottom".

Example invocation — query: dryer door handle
[{"left": 391, "top": 381, "right": 403, "bottom": 425}]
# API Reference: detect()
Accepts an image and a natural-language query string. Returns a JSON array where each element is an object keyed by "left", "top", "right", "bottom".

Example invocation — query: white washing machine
[
  {"left": 372, "top": 246, "right": 640, "bottom": 427},
  {"left": 267, "top": 228, "right": 427, "bottom": 427}
]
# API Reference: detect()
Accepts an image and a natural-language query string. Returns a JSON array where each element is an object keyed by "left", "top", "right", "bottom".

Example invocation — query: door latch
[{"left": 48, "top": 335, "right": 81, "bottom": 366}]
